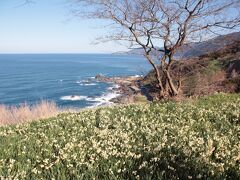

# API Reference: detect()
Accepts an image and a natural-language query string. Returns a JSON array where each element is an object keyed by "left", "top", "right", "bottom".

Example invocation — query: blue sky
[{"left": 0, "top": 0, "right": 127, "bottom": 53}]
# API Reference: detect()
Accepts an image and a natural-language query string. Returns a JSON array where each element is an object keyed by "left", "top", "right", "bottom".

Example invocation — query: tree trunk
[
  {"left": 145, "top": 54, "right": 164, "bottom": 98},
  {"left": 154, "top": 66, "right": 164, "bottom": 98},
  {"left": 165, "top": 70, "right": 179, "bottom": 96},
  {"left": 145, "top": 53, "right": 180, "bottom": 99}
]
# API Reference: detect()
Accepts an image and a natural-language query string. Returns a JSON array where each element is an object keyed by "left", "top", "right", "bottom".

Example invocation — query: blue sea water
[{"left": 0, "top": 54, "right": 151, "bottom": 108}]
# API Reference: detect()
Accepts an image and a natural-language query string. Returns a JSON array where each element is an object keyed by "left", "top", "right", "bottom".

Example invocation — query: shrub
[{"left": 0, "top": 101, "right": 59, "bottom": 125}]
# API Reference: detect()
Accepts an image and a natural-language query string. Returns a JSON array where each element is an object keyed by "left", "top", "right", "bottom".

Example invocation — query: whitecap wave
[{"left": 60, "top": 95, "right": 88, "bottom": 101}]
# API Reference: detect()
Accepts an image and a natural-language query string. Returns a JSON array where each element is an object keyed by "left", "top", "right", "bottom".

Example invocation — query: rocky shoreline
[{"left": 95, "top": 74, "right": 146, "bottom": 104}]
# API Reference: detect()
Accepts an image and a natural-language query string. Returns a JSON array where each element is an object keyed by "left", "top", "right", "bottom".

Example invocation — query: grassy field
[{"left": 0, "top": 94, "right": 239, "bottom": 179}]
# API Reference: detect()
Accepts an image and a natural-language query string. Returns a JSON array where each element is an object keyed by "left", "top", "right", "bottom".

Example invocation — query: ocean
[{"left": 0, "top": 54, "right": 151, "bottom": 108}]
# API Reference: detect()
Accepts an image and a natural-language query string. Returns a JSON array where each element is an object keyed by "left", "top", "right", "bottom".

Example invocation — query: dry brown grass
[{"left": 0, "top": 101, "right": 60, "bottom": 126}]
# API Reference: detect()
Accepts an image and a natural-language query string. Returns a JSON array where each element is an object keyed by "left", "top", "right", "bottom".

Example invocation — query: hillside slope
[
  {"left": 140, "top": 40, "right": 240, "bottom": 99},
  {"left": 121, "top": 31, "right": 240, "bottom": 58},
  {"left": 0, "top": 94, "right": 239, "bottom": 179}
]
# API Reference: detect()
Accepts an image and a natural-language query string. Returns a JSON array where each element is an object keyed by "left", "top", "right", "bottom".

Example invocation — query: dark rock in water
[{"left": 95, "top": 74, "right": 112, "bottom": 82}]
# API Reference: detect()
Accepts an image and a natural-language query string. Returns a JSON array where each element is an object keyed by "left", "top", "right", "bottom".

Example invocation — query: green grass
[{"left": 0, "top": 94, "right": 239, "bottom": 179}]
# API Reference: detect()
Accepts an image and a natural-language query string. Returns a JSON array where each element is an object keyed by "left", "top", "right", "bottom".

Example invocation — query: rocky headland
[{"left": 95, "top": 74, "right": 147, "bottom": 104}]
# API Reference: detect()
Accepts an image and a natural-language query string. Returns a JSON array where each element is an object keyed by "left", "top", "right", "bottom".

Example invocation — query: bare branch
[{"left": 73, "top": 0, "right": 240, "bottom": 98}]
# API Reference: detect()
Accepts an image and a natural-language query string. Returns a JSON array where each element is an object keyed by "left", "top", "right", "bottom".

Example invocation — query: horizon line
[{"left": 0, "top": 52, "right": 117, "bottom": 55}]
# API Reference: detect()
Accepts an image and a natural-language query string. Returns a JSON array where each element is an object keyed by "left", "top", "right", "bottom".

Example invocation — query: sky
[{"left": 0, "top": 0, "right": 127, "bottom": 53}]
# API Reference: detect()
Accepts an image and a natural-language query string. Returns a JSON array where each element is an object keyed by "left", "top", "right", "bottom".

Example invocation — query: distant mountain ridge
[{"left": 117, "top": 31, "right": 240, "bottom": 58}]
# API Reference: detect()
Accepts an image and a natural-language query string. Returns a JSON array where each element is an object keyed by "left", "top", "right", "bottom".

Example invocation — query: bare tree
[{"left": 74, "top": 0, "right": 240, "bottom": 99}]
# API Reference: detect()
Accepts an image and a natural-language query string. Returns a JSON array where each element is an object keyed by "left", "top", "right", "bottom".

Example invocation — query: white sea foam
[
  {"left": 85, "top": 84, "right": 121, "bottom": 108},
  {"left": 87, "top": 91, "right": 120, "bottom": 108},
  {"left": 76, "top": 79, "right": 97, "bottom": 86},
  {"left": 61, "top": 81, "right": 121, "bottom": 107},
  {"left": 78, "top": 83, "right": 97, "bottom": 86},
  {"left": 60, "top": 95, "right": 88, "bottom": 101},
  {"left": 76, "top": 80, "right": 89, "bottom": 84},
  {"left": 132, "top": 75, "right": 143, "bottom": 78},
  {"left": 60, "top": 83, "right": 120, "bottom": 105},
  {"left": 107, "top": 84, "right": 120, "bottom": 91}
]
